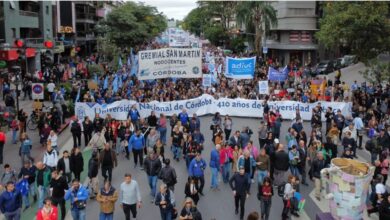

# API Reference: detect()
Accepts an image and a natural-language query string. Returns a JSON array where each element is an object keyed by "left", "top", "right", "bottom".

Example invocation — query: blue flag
[
  {"left": 268, "top": 66, "right": 288, "bottom": 82},
  {"left": 93, "top": 74, "right": 98, "bottom": 83},
  {"left": 103, "top": 76, "right": 108, "bottom": 90},
  {"left": 224, "top": 57, "right": 256, "bottom": 79},
  {"left": 118, "top": 56, "right": 123, "bottom": 68},
  {"left": 75, "top": 87, "right": 81, "bottom": 102},
  {"left": 127, "top": 55, "right": 131, "bottom": 66},
  {"left": 118, "top": 74, "right": 123, "bottom": 89},
  {"left": 112, "top": 74, "right": 119, "bottom": 93}
]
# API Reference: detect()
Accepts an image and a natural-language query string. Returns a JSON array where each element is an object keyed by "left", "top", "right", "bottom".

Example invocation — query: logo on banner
[
  {"left": 76, "top": 106, "right": 85, "bottom": 119},
  {"left": 140, "top": 69, "right": 150, "bottom": 77},
  {"left": 192, "top": 66, "right": 200, "bottom": 74},
  {"left": 225, "top": 57, "right": 256, "bottom": 79}
]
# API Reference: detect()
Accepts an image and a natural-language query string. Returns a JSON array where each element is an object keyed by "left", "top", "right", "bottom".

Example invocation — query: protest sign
[
  {"left": 168, "top": 28, "right": 190, "bottom": 47},
  {"left": 76, "top": 94, "right": 351, "bottom": 122},
  {"left": 258, "top": 81, "right": 269, "bottom": 94},
  {"left": 268, "top": 66, "right": 288, "bottom": 82},
  {"left": 202, "top": 74, "right": 212, "bottom": 87},
  {"left": 138, "top": 48, "right": 202, "bottom": 80},
  {"left": 224, "top": 57, "right": 256, "bottom": 79}
]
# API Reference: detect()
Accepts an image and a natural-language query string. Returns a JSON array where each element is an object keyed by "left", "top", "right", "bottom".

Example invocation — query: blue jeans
[
  {"left": 99, "top": 212, "right": 113, "bottom": 220},
  {"left": 71, "top": 208, "right": 86, "bottom": 220},
  {"left": 38, "top": 185, "right": 47, "bottom": 209},
  {"left": 159, "top": 127, "right": 167, "bottom": 144},
  {"left": 160, "top": 210, "right": 172, "bottom": 220},
  {"left": 12, "top": 129, "right": 17, "bottom": 143},
  {"left": 172, "top": 145, "right": 181, "bottom": 160},
  {"left": 290, "top": 165, "right": 300, "bottom": 177},
  {"left": 222, "top": 162, "right": 231, "bottom": 183},
  {"left": 371, "top": 152, "right": 378, "bottom": 164},
  {"left": 147, "top": 175, "right": 158, "bottom": 197},
  {"left": 257, "top": 170, "right": 268, "bottom": 186},
  {"left": 210, "top": 167, "right": 219, "bottom": 188},
  {"left": 22, "top": 184, "right": 36, "bottom": 208}
]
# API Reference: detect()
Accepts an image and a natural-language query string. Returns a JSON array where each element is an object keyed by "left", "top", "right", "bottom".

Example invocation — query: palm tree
[{"left": 236, "top": 1, "right": 277, "bottom": 56}]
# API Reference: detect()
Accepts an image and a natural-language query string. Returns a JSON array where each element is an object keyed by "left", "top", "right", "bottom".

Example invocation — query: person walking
[
  {"left": 272, "top": 143, "right": 289, "bottom": 186},
  {"left": 220, "top": 143, "right": 233, "bottom": 184},
  {"left": 184, "top": 177, "right": 199, "bottom": 205},
  {"left": 288, "top": 145, "right": 301, "bottom": 177},
  {"left": 96, "top": 180, "right": 118, "bottom": 220},
  {"left": 236, "top": 150, "right": 256, "bottom": 192},
  {"left": 255, "top": 148, "right": 270, "bottom": 187},
  {"left": 311, "top": 152, "right": 326, "bottom": 201},
  {"left": 229, "top": 166, "right": 250, "bottom": 220},
  {"left": 171, "top": 126, "right": 184, "bottom": 162},
  {"left": 70, "top": 147, "right": 84, "bottom": 181},
  {"left": 0, "top": 181, "right": 22, "bottom": 220},
  {"left": 17, "top": 161, "right": 36, "bottom": 209},
  {"left": 71, "top": 117, "right": 82, "bottom": 148},
  {"left": 56, "top": 150, "right": 72, "bottom": 183},
  {"left": 10, "top": 119, "right": 18, "bottom": 145},
  {"left": 179, "top": 197, "right": 202, "bottom": 220},
  {"left": 154, "top": 183, "right": 175, "bottom": 220},
  {"left": 128, "top": 130, "right": 145, "bottom": 169},
  {"left": 88, "top": 151, "right": 99, "bottom": 199},
  {"left": 50, "top": 170, "right": 68, "bottom": 220},
  {"left": 0, "top": 129, "right": 6, "bottom": 165},
  {"left": 83, "top": 116, "right": 93, "bottom": 147},
  {"left": 36, "top": 198, "right": 58, "bottom": 220},
  {"left": 99, "top": 143, "right": 118, "bottom": 182},
  {"left": 43, "top": 144, "right": 58, "bottom": 171},
  {"left": 188, "top": 152, "right": 207, "bottom": 196},
  {"left": 65, "top": 179, "right": 89, "bottom": 220},
  {"left": 35, "top": 161, "right": 51, "bottom": 209},
  {"left": 223, "top": 115, "right": 233, "bottom": 141},
  {"left": 209, "top": 144, "right": 221, "bottom": 191},
  {"left": 47, "top": 131, "right": 58, "bottom": 153},
  {"left": 282, "top": 175, "right": 299, "bottom": 219},
  {"left": 19, "top": 133, "right": 34, "bottom": 165},
  {"left": 158, "top": 159, "right": 177, "bottom": 192},
  {"left": 89, "top": 130, "right": 107, "bottom": 153},
  {"left": 259, "top": 177, "right": 273, "bottom": 220},
  {"left": 297, "top": 140, "right": 309, "bottom": 186},
  {"left": 258, "top": 121, "right": 268, "bottom": 149},
  {"left": 143, "top": 149, "right": 162, "bottom": 201},
  {"left": 158, "top": 114, "right": 168, "bottom": 144},
  {"left": 119, "top": 173, "right": 142, "bottom": 220}
]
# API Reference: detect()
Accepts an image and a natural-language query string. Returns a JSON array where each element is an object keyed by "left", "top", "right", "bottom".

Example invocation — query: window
[
  {"left": 11, "top": 28, "right": 16, "bottom": 38},
  {"left": 46, "top": 5, "right": 49, "bottom": 15}
]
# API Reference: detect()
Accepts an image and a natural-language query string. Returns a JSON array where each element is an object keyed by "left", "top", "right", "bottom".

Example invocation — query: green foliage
[
  {"left": 87, "top": 64, "right": 104, "bottom": 77},
  {"left": 182, "top": 7, "right": 207, "bottom": 36},
  {"left": 236, "top": 1, "right": 277, "bottom": 56},
  {"left": 360, "top": 57, "right": 390, "bottom": 84},
  {"left": 316, "top": 2, "right": 390, "bottom": 63},
  {"left": 100, "top": 2, "right": 167, "bottom": 48},
  {"left": 204, "top": 25, "right": 228, "bottom": 46},
  {"left": 230, "top": 36, "right": 246, "bottom": 53}
]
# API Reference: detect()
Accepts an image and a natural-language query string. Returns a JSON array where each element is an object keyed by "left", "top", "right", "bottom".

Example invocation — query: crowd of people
[{"left": 0, "top": 41, "right": 389, "bottom": 220}]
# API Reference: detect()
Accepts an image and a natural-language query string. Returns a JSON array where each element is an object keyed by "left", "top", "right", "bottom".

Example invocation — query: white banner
[
  {"left": 32, "top": 83, "right": 44, "bottom": 100},
  {"left": 76, "top": 95, "right": 352, "bottom": 122},
  {"left": 202, "top": 74, "right": 212, "bottom": 87},
  {"left": 138, "top": 48, "right": 202, "bottom": 80},
  {"left": 258, "top": 81, "right": 269, "bottom": 95},
  {"left": 168, "top": 28, "right": 190, "bottom": 47}
]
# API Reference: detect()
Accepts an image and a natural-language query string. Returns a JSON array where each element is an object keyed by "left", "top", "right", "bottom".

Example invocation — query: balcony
[
  {"left": 76, "top": 13, "right": 97, "bottom": 23},
  {"left": 19, "top": 10, "right": 38, "bottom": 17},
  {"left": 24, "top": 38, "right": 44, "bottom": 48}
]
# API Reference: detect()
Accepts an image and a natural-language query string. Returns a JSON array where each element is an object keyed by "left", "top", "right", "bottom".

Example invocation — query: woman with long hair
[
  {"left": 259, "top": 177, "right": 273, "bottom": 220},
  {"left": 184, "top": 177, "right": 199, "bottom": 205},
  {"left": 179, "top": 197, "right": 202, "bottom": 220}
]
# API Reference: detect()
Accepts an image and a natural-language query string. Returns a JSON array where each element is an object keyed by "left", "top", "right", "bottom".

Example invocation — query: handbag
[{"left": 74, "top": 200, "right": 86, "bottom": 209}]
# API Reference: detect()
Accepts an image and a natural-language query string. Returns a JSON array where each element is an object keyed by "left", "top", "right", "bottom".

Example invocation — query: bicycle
[{"left": 27, "top": 110, "right": 39, "bottom": 130}]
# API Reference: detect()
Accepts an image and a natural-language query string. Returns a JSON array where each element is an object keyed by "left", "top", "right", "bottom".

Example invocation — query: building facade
[{"left": 266, "top": 1, "right": 319, "bottom": 66}]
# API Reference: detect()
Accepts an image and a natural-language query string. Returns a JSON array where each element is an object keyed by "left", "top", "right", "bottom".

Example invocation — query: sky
[{"left": 131, "top": 0, "right": 198, "bottom": 20}]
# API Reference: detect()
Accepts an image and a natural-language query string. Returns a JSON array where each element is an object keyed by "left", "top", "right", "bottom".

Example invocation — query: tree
[
  {"left": 230, "top": 36, "right": 246, "bottom": 53},
  {"left": 204, "top": 24, "right": 228, "bottom": 46},
  {"left": 99, "top": 2, "right": 167, "bottom": 48},
  {"left": 360, "top": 55, "right": 390, "bottom": 84},
  {"left": 316, "top": 2, "right": 390, "bottom": 63},
  {"left": 236, "top": 1, "right": 277, "bottom": 57},
  {"left": 182, "top": 7, "right": 208, "bottom": 36}
]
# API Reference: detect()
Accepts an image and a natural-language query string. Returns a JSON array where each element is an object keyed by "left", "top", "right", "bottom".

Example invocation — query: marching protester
[
  {"left": 272, "top": 143, "right": 289, "bottom": 186},
  {"left": 18, "top": 161, "right": 36, "bottom": 209},
  {"left": 159, "top": 159, "right": 177, "bottom": 192},
  {"left": 229, "top": 166, "right": 250, "bottom": 220},
  {"left": 99, "top": 143, "right": 118, "bottom": 182},
  {"left": 65, "top": 179, "right": 89, "bottom": 220},
  {"left": 56, "top": 150, "right": 72, "bottom": 183},
  {"left": 88, "top": 151, "right": 99, "bottom": 199},
  {"left": 35, "top": 161, "right": 51, "bottom": 209},
  {"left": 19, "top": 133, "right": 34, "bottom": 166},
  {"left": 143, "top": 149, "right": 162, "bottom": 201},
  {"left": 49, "top": 170, "right": 68, "bottom": 220},
  {"left": 129, "top": 129, "right": 145, "bottom": 169},
  {"left": 119, "top": 173, "right": 142, "bottom": 220},
  {"left": 209, "top": 144, "right": 220, "bottom": 191},
  {"left": 184, "top": 176, "right": 200, "bottom": 205},
  {"left": 70, "top": 147, "right": 84, "bottom": 181},
  {"left": 154, "top": 183, "right": 175, "bottom": 220},
  {"left": 36, "top": 198, "right": 58, "bottom": 220},
  {"left": 0, "top": 181, "right": 22, "bottom": 220},
  {"left": 96, "top": 180, "right": 119, "bottom": 220},
  {"left": 179, "top": 197, "right": 202, "bottom": 220},
  {"left": 258, "top": 177, "right": 273, "bottom": 220},
  {"left": 188, "top": 152, "right": 207, "bottom": 196},
  {"left": 43, "top": 144, "right": 58, "bottom": 171}
]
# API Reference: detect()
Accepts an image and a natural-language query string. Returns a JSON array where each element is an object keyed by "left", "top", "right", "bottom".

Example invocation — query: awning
[
  {"left": 0, "top": 50, "right": 18, "bottom": 61},
  {"left": 26, "top": 48, "right": 36, "bottom": 58}
]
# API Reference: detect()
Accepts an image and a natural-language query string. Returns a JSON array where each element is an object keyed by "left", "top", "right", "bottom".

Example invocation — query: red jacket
[
  {"left": 0, "top": 131, "right": 6, "bottom": 143},
  {"left": 36, "top": 206, "right": 58, "bottom": 220},
  {"left": 219, "top": 147, "right": 233, "bottom": 165}
]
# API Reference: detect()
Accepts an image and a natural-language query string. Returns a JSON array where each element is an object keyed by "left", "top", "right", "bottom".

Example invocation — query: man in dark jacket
[
  {"left": 88, "top": 152, "right": 99, "bottom": 199},
  {"left": 144, "top": 149, "right": 162, "bottom": 200},
  {"left": 57, "top": 150, "right": 72, "bottom": 183},
  {"left": 99, "top": 143, "right": 118, "bottom": 182},
  {"left": 229, "top": 166, "right": 249, "bottom": 220},
  {"left": 297, "top": 140, "right": 308, "bottom": 186},
  {"left": 18, "top": 161, "right": 37, "bottom": 208},
  {"left": 0, "top": 181, "right": 22, "bottom": 219},
  {"left": 50, "top": 169, "right": 69, "bottom": 220},
  {"left": 70, "top": 117, "right": 82, "bottom": 148},
  {"left": 154, "top": 183, "right": 174, "bottom": 220},
  {"left": 229, "top": 131, "right": 242, "bottom": 149},
  {"left": 366, "top": 136, "right": 381, "bottom": 164},
  {"left": 311, "top": 153, "right": 326, "bottom": 201},
  {"left": 158, "top": 159, "right": 177, "bottom": 191},
  {"left": 273, "top": 143, "right": 289, "bottom": 186},
  {"left": 377, "top": 129, "right": 390, "bottom": 152},
  {"left": 82, "top": 116, "right": 93, "bottom": 147}
]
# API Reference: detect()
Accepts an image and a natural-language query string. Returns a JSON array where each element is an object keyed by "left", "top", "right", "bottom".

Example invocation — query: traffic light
[
  {"left": 44, "top": 50, "right": 54, "bottom": 65},
  {"left": 14, "top": 39, "right": 24, "bottom": 48},
  {"left": 44, "top": 40, "right": 53, "bottom": 49}
]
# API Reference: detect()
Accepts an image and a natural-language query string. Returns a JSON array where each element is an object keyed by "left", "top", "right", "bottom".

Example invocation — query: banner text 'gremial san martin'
[
  {"left": 138, "top": 48, "right": 202, "bottom": 80},
  {"left": 75, "top": 94, "right": 352, "bottom": 122}
]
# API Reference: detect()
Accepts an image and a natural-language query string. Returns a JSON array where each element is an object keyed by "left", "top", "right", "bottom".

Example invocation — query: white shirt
[
  {"left": 375, "top": 183, "right": 386, "bottom": 194},
  {"left": 47, "top": 83, "right": 55, "bottom": 92},
  {"left": 47, "top": 134, "right": 58, "bottom": 147}
]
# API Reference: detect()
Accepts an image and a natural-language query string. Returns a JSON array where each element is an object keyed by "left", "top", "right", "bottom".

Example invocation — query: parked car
[
  {"left": 315, "top": 60, "right": 334, "bottom": 75},
  {"left": 334, "top": 58, "right": 343, "bottom": 69},
  {"left": 343, "top": 55, "right": 358, "bottom": 66}
]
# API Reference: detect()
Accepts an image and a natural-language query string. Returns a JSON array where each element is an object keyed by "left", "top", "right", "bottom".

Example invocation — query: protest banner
[
  {"left": 224, "top": 57, "right": 256, "bottom": 79},
  {"left": 258, "top": 80, "right": 269, "bottom": 95},
  {"left": 168, "top": 28, "right": 190, "bottom": 47},
  {"left": 268, "top": 66, "right": 288, "bottom": 82},
  {"left": 76, "top": 94, "right": 352, "bottom": 122},
  {"left": 202, "top": 74, "right": 212, "bottom": 87},
  {"left": 138, "top": 48, "right": 202, "bottom": 80}
]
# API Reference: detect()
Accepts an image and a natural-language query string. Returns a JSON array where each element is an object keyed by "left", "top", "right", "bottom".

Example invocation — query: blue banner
[
  {"left": 224, "top": 57, "right": 256, "bottom": 79},
  {"left": 268, "top": 66, "right": 288, "bottom": 82}
]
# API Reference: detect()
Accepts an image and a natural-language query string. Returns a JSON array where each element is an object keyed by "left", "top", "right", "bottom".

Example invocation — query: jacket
[
  {"left": 0, "top": 189, "right": 22, "bottom": 213},
  {"left": 229, "top": 173, "right": 249, "bottom": 196},
  {"left": 244, "top": 146, "right": 259, "bottom": 159},
  {"left": 43, "top": 149, "right": 58, "bottom": 168},
  {"left": 143, "top": 155, "right": 162, "bottom": 176},
  {"left": 18, "top": 166, "right": 36, "bottom": 185},
  {"left": 1, "top": 171, "right": 17, "bottom": 186},
  {"left": 128, "top": 134, "right": 145, "bottom": 151},
  {"left": 88, "top": 158, "right": 99, "bottom": 178},
  {"left": 311, "top": 159, "right": 326, "bottom": 179},
  {"left": 65, "top": 185, "right": 89, "bottom": 210},
  {"left": 236, "top": 155, "right": 256, "bottom": 175},
  {"left": 188, "top": 158, "right": 207, "bottom": 177},
  {"left": 36, "top": 205, "right": 58, "bottom": 220},
  {"left": 0, "top": 131, "right": 6, "bottom": 143},
  {"left": 209, "top": 149, "right": 220, "bottom": 169},
  {"left": 228, "top": 135, "right": 241, "bottom": 148},
  {"left": 57, "top": 157, "right": 73, "bottom": 174},
  {"left": 20, "top": 139, "right": 32, "bottom": 154},
  {"left": 96, "top": 186, "right": 118, "bottom": 214},
  {"left": 220, "top": 147, "right": 233, "bottom": 165},
  {"left": 98, "top": 149, "right": 118, "bottom": 168},
  {"left": 154, "top": 191, "right": 174, "bottom": 212},
  {"left": 273, "top": 150, "right": 290, "bottom": 171},
  {"left": 35, "top": 167, "right": 51, "bottom": 187},
  {"left": 159, "top": 165, "right": 177, "bottom": 186},
  {"left": 70, "top": 153, "right": 84, "bottom": 174}
]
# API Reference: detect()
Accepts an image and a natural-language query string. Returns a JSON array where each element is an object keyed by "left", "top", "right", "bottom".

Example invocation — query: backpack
[{"left": 277, "top": 182, "right": 286, "bottom": 197}]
